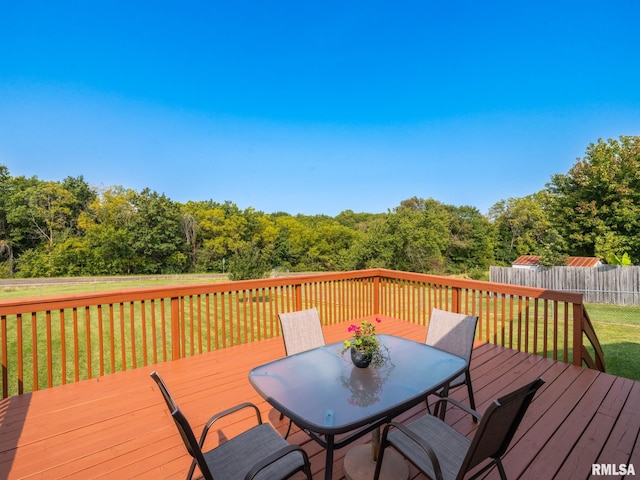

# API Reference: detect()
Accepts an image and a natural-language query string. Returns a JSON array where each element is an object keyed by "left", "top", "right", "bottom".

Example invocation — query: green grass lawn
[
  {"left": 0, "top": 275, "right": 227, "bottom": 299},
  {"left": 583, "top": 303, "right": 640, "bottom": 381}
]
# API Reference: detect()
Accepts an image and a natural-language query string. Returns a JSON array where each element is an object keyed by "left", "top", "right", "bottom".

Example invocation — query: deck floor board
[{"left": 0, "top": 316, "right": 637, "bottom": 479}]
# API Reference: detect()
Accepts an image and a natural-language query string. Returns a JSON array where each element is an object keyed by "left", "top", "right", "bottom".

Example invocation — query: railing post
[
  {"left": 294, "top": 284, "right": 303, "bottom": 311},
  {"left": 452, "top": 287, "right": 461, "bottom": 313},
  {"left": 171, "top": 296, "right": 181, "bottom": 361},
  {"left": 373, "top": 276, "right": 380, "bottom": 315},
  {"left": 572, "top": 302, "right": 584, "bottom": 367}
]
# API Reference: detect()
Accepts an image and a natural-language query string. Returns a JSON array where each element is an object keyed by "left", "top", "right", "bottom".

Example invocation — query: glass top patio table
[{"left": 249, "top": 334, "right": 467, "bottom": 480}]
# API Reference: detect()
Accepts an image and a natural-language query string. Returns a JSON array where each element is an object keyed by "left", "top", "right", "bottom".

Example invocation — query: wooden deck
[{"left": 0, "top": 317, "right": 637, "bottom": 479}]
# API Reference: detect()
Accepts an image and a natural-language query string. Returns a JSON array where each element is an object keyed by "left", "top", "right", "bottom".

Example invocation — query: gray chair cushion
[
  {"left": 426, "top": 309, "right": 478, "bottom": 387},
  {"left": 388, "top": 414, "right": 470, "bottom": 480},
  {"left": 205, "top": 423, "right": 307, "bottom": 480},
  {"left": 279, "top": 307, "right": 325, "bottom": 355}
]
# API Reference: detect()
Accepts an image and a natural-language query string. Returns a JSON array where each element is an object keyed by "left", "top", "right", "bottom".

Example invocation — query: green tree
[
  {"left": 228, "top": 240, "right": 270, "bottom": 280},
  {"left": 61, "top": 175, "right": 97, "bottom": 235},
  {"left": 548, "top": 136, "right": 640, "bottom": 263},
  {"left": 391, "top": 198, "right": 450, "bottom": 273},
  {"left": 5, "top": 175, "right": 52, "bottom": 255},
  {"left": 0, "top": 165, "right": 15, "bottom": 275},
  {"left": 344, "top": 215, "right": 394, "bottom": 270},
  {"left": 196, "top": 201, "right": 248, "bottom": 271},
  {"left": 77, "top": 186, "right": 138, "bottom": 274},
  {"left": 128, "top": 189, "right": 186, "bottom": 274},
  {"left": 335, "top": 210, "right": 379, "bottom": 231},
  {"left": 7, "top": 179, "right": 78, "bottom": 277},
  {"left": 287, "top": 215, "right": 357, "bottom": 271},
  {"left": 346, "top": 198, "right": 451, "bottom": 273},
  {"left": 445, "top": 205, "right": 495, "bottom": 275},
  {"left": 488, "top": 192, "right": 565, "bottom": 264}
]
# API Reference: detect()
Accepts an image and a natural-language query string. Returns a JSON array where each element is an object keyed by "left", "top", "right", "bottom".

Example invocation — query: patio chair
[
  {"left": 277, "top": 307, "right": 325, "bottom": 437},
  {"left": 374, "top": 377, "right": 545, "bottom": 480},
  {"left": 150, "top": 371, "right": 312, "bottom": 480},
  {"left": 425, "top": 308, "right": 479, "bottom": 421},
  {"left": 278, "top": 307, "right": 325, "bottom": 356}
]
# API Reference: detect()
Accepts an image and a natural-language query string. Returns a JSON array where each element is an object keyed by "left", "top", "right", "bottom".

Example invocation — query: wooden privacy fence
[
  {"left": 0, "top": 269, "right": 605, "bottom": 398},
  {"left": 490, "top": 265, "right": 640, "bottom": 305}
]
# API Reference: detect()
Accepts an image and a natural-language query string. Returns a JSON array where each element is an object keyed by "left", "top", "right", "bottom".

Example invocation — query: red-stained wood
[
  {"left": 0, "top": 269, "right": 608, "bottom": 402},
  {"left": 0, "top": 316, "right": 635, "bottom": 480}
]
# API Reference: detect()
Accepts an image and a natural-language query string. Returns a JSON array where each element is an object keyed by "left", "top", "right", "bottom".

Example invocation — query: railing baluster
[
  {"left": 60, "top": 310, "right": 67, "bottom": 385},
  {"left": 126, "top": 303, "right": 134, "bottom": 369},
  {"left": 542, "top": 299, "right": 548, "bottom": 357},
  {"left": 97, "top": 305, "right": 104, "bottom": 377},
  {"left": 30, "top": 312, "right": 37, "bottom": 391},
  {"left": 85, "top": 306, "right": 92, "bottom": 378},
  {"left": 160, "top": 299, "right": 167, "bottom": 362},
  {"left": 149, "top": 300, "right": 156, "bottom": 364},
  {"left": 118, "top": 303, "right": 126, "bottom": 370},
  {"left": 170, "top": 296, "right": 180, "bottom": 360},
  {"left": 3, "top": 315, "right": 9, "bottom": 398},
  {"left": 140, "top": 300, "right": 147, "bottom": 365},
  {"left": 553, "top": 301, "right": 559, "bottom": 361},
  {"left": 532, "top": 299, "right": 539, "bottom": 356},
  {"left": 108, "top": 303, "right": 116, "bottom": 373},
  {"left": 46, "top": 310, "right": 52, "bottom": 388},
  {"left": 213, "top": 293, "right": 219, "bottom": 350},
  {"left": 205, "top": 294, "right": 211, "bottom": 352},
  {"left": 71, "top": 308, "right": 79, "bottom": 383}
]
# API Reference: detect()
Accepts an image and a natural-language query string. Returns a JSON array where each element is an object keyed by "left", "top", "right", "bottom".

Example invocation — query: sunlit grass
[{"left": 0, "top": 275, "right": 227, "bottom": 299}]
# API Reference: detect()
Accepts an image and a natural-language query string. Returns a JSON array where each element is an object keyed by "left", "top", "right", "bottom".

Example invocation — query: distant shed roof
[{"left": 512, "top": 255, "right": 602, "bottom": 267}]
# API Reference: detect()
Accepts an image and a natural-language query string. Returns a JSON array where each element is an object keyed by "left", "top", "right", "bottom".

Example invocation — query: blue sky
[{"left": 1, "top": 1, "right": 639, "bottom": 216}]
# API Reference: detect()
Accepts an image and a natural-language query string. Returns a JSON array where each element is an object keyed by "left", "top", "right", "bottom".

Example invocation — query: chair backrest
[
  {"left": 459, "top": 377, "right": 545, "bottom": 476},
  {"left": 278, "top": 307, "right": 325, "bottom": 356},
  {"left": 150, "top": 371, "right": 214, "bottom": 480},
  {"left": 425, "top": 308, "right": 478, "bottom": 363}
]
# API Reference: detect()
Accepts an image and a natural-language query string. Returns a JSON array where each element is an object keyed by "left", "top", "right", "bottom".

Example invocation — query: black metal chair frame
[
  {"left": 375, "top": 378, "right": 545, "bottom": 480},
  {"left": 150, "top": 371, "right": 312, "bottom": 480}
]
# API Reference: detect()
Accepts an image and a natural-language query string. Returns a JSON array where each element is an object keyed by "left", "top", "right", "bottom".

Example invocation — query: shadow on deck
[{"left": 0, "top": 317, "right": 637, "bottom": 479}]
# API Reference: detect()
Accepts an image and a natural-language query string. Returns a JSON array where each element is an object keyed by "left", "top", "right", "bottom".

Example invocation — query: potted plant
[{"left": 342, "top": 317, "right": 389, "bottom": 368}]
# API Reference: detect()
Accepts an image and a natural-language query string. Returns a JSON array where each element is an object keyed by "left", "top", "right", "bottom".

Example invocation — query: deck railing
[{"left": 0, "top": 269, "right": 605, "bottom": 398}]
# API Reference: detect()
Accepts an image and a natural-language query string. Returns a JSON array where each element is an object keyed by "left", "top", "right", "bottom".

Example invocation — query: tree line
[{"left": 1, "top": 136, "right": 638, "bottom": 280}]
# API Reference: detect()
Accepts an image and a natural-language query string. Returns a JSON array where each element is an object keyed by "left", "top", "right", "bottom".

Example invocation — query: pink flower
[{"left": 375, "top": 316, "right": 382, "bottom": 323}]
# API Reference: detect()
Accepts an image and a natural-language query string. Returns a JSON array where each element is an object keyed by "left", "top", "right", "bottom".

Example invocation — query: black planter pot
[{"left": 350, "top": 348, "right": 372, "bottom": 368}]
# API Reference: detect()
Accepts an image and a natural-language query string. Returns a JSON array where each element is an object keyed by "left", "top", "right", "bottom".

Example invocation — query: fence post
[
  {"left": 572, "top": 302, "right": 584, "bottom": 367},
  {"left": 171, "top": 296, "right": 181, "bottom": 361}
]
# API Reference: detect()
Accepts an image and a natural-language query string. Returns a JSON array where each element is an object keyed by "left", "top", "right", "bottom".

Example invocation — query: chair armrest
[
  {"left": 434, "top": 396, "right": 482, "bottom": 422},
  {"left": 244, "top": 444, "right": 310, "bottom": 480},
  {"left": 199, "top": 402, "right": 262, "bottom": 446},
  {"left": 381, "top": 422, "right": 444, "bottom": 480}
]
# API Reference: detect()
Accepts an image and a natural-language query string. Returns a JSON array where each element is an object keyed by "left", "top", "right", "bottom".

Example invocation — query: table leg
[
  {"left": 343, "top": 427, "right": 408, "bottom": 480},
  {"left": 372, "top": 426, "right": 380, "bottom": 460},
  {"left": 325, "top": 434, "right": 335, "bottom": 480},
  {"left": 436, "top": 383, "right": 451, "bottom": 419}
]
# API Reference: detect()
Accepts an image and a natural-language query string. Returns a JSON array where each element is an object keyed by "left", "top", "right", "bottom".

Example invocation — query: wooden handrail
[
  {"left": 581, "top": 309, "right": 606, "bottom": 371},
  {"left": 0, "top": 269, "right": 605, "bottom": 398}
]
